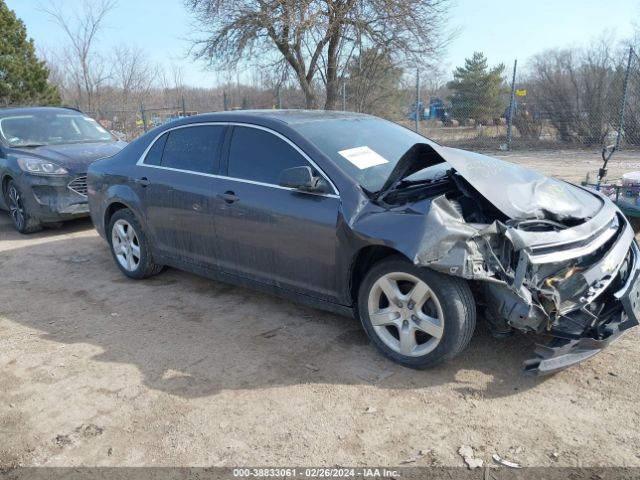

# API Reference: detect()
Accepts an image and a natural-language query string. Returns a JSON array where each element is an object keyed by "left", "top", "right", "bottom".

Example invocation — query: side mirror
[{"left": 279, "top": 166, "right": 328, "bottom": 193}]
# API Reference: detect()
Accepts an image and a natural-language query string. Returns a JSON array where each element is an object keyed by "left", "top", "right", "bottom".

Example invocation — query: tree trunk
[{"left": 323, "top": 33, "right": 340, "bottom": 110}]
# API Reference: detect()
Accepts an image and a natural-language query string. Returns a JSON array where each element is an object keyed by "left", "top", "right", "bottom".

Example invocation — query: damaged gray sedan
[{"left": 87, "top": 111, "right": 640, "bottom": 375}]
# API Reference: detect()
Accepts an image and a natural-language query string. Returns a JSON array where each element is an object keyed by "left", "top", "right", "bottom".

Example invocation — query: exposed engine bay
[{"left": 354, "top": 143, "right": 640, "bottom": 375}]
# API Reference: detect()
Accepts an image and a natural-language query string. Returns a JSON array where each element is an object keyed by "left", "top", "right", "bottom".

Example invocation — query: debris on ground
[
  {"left": 492, "top": 453, "right": 521, "bottom": 468},
  {"left": 54, "top": 434, "right": 73, "bottom": 447},
  {"left": 303, "top": 363, "right": 319, "bottom": 372},
  {"left": 458, "top": 445, "right": 483, "bottom": 469},
  {"left": 259, "top": 326, "right": 284, "bottom": 338},
  {"left": 399, "top": 457, "right": 417, "bottom": 464},
  {"left": 76, "top": 424, "right": 103, "bottom": 438},
  {"left": 364, "top": 406, "right": 377, "bottom": 414}
]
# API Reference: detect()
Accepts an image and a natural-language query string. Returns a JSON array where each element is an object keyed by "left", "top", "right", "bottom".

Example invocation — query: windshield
[
  {"left": 0, "top": 112, "right": 114, "bottom": 147},
  {"left": 291, "top": 117, "right": 445, "bottom": 192}
]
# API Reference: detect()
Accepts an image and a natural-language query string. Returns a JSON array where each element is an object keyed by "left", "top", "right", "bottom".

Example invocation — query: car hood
[
  {"left": 10, "top": 141, "right": 127, "bottom": 174},
  {"left": 377, "top": 143, "right": 602, "bottom": 222}
]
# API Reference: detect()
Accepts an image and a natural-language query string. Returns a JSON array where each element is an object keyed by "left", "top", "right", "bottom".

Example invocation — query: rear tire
[
  {"left": 107, "top": 208, "right": 163, "bottom": 279},
  {"left": 4, "top": 180, "right": 42, "bottom": 234},
  {"left": 357, "top": 256, "right": 476, "bottom": 369}
]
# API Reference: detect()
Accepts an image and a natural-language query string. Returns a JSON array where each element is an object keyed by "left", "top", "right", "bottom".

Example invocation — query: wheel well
[
  {"left": 104, "top": 202, "right": 129, "bottom": 231},
  {"left": 1, "top": 175, "right": 12, "bottom": 194},
  {"left": 350, "top": 245, "right": 406, "bottom": 304}
]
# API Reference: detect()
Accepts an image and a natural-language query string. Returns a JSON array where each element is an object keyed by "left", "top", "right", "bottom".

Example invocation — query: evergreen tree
[
  {"left": 0, "top": 0, "right": 61, "bottom": 106},
  {"left": 447, "top": 52, "right": 506, "bottom": 123}
]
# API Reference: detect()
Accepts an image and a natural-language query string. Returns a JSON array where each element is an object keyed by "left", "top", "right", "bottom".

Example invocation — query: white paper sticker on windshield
[{"left": 338, "top": 146, "right": 388, "bottom": 170}]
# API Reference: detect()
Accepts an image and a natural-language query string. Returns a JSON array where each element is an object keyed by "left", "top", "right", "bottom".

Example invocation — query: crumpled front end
[
  {"left": 413, "top": 190, "right": 639, "bottom": 376},
  {"left": 353, "top": 144, "right": 640, "bottom": 375}
]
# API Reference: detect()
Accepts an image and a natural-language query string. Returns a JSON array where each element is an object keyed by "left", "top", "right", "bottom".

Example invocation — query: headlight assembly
[{"left": 17, "top": 158, "right": 68, "bottom": 175}]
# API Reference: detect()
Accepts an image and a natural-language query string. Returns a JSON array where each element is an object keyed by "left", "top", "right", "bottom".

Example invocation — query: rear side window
[
  {"left": 144, "top": 125, "right": 224, "bottom": 174},
  {"left": 227, "top": 127, "right": 308, "bottom": 184},
  {"left": 144, "top": 132, "right": 167, "bottom": 166}
]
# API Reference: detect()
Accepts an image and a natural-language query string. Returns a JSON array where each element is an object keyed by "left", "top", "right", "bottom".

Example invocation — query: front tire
[
  {"left": 4, "top": 180, "right": 42, "bottom": 234},
  {"left": 357, "top": 257, "right": 476, "bottom": 369},
  {"left": 108, "top": 208, "right": 163, "bottom": 279}
]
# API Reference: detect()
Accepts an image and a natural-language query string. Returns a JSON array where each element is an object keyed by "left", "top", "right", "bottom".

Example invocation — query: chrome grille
[{"left": 68, "top": 176, "right": 88, "bottom": 197}]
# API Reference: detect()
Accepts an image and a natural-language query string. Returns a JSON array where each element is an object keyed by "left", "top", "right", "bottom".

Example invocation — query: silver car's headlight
[{"left": 17, "top": 158, "right": 68, "bottom": 175}]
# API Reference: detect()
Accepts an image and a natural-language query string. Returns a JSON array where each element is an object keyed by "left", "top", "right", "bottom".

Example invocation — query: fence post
[
  {"left": 506, "top": 59, "right": 518, "bottom": 151},
  {"left": 342, "top": 80, "right": 346, "bottom": 111},
  {"left": 616, "top": 46, "right": 634, "bottom": 150},
  {"left": 277, "top": 85, "right": 282, "bottom": 109},
  {"left": 181, "top": 96, "right": 186, "bottom": 116},
  {"left": 415, "top": 68, "right": 420, "bottom": 134},
  {"left": 140, "top": 103, "right": 147, "bottom": 132}
]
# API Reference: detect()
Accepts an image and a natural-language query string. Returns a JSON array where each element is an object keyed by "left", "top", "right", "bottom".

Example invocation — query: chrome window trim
[{"left": 135, "top": 121, "right": 340, "bottom": 197}]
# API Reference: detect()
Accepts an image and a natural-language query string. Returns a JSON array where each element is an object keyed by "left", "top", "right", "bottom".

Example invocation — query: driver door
[{"left": 212, "top": 125, "right": 341, "bottom": 301}]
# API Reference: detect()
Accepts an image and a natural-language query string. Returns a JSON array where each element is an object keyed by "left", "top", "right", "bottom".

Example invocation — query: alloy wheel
[
  {"left": 367, "top": 271, "right": 445, "bottom": 357},
  {"left": 7, "top": 184, "right": 25, "bottom": 231},
  {"left": 111, "top": 219, "right": 141, "bottom": 272}
]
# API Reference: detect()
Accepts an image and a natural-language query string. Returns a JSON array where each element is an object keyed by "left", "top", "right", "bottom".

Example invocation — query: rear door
[
  {"left": 212, "top": 125, "right": 341, "bottom": 301},
  {"left": 135, "top": 124, "right": 226, "bottom": 267}
]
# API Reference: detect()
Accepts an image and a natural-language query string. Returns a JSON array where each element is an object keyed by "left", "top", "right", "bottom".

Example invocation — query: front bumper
[
  {"left": 19, "top": 173, "right": 89, "bottom": 222},
  {"left": 523, "top": 240, "right": 640, "bottom": 376}
]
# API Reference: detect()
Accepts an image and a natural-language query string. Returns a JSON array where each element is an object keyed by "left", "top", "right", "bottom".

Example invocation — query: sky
[{"left": 6, "top": 0, "right": 640, "bottom": 87}]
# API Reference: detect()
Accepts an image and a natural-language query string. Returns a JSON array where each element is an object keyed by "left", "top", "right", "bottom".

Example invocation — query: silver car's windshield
[
  {"left": 291, "top": 117, "right": 443, "bottom": 192},
  {"left": 0, "top": 113, "right": 114, "bottom": 147}
]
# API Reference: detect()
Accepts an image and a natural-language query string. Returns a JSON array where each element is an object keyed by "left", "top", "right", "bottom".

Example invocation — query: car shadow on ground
[
  {"left": 0, "top": 223, "right": 551, "bottom": 401},
  {"left": 0, "top": 213, "right": 94, "bottom": 242}
]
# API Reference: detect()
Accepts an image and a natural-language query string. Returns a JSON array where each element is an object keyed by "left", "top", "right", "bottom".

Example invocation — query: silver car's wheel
[
  {"left": 358, "top": 257, "right": 476, "bottom": 369},
  {"left": 111, "top": 219, "right": 141, "bottom": 272},
  {"left": 367, "top": 271, "right": 444, "bottom": 357}
]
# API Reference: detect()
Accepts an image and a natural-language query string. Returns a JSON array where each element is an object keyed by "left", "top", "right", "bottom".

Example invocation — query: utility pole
[
  {"left": 617, "top": 46, "right": 634, "bottom": 150},
  {"left": 342, "top": 81, "right": 346, "bottom": 111},
  {"left": 415, "top": 69, "right": 420, "bottom": 134},
  {"left": 506, "top": 59, "right": 518, "bottom": 150}
]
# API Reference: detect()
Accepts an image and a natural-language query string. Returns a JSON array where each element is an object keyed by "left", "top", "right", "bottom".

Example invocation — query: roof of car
[
  {"left": 0, "top": 106, "right": 83, "bottom": 118},
  {"left": 184, "top": 109, "right": 373, "bottom": 125}
]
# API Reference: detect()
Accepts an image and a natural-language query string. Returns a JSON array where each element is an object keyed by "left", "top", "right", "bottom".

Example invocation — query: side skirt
[{"left": 155, "top": 255, "right": 356, "bottom": 319}]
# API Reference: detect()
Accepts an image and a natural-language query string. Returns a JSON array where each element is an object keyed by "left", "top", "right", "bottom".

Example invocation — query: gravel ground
[{"left": 1, "top": 149, "right": 640, "bottom": 469}]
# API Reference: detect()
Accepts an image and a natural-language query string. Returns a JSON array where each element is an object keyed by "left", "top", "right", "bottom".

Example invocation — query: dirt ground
[{"left": 1, "top": 149, "right": 640, "bottom": 469}]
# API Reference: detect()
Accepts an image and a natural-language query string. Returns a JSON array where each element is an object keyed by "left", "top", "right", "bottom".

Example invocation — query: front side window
[
  {"left": 145, "top": 125, "right": 224, "bottom": 174},
  {"left": 227, "top": 127, "right": 309, "bottom": 185}
]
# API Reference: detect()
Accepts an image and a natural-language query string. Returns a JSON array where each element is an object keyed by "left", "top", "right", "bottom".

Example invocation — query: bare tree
[
  {"left": 185, "top": 0, "right": 451, "bottom": 110},
  {"left": 41, "top": 0, "right": 117, "bottom": 111},
  {"left": 528, "top": 37, "right": 618, "bottom": 145},
  {"left": 110, "top": 44, "right": 158, "bottom": 110},
  {"left": 346, "top": 47, "right": 403, "bottom": 116}
]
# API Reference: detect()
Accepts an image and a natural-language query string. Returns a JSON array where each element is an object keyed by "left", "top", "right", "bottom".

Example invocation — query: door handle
[
  {"left": 135, "top": 177, "right": 150, "bottom": 187},
  {"left": 217, "top": 191, "right": 239, "bottom": 204}
]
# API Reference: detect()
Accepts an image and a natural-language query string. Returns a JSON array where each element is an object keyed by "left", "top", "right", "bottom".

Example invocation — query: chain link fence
[
  {"left": 404, "top": 48, "right": 640, "bottom": 151},
  {"left": 83, "top": 48, "right": 639, "bottom": 153}
]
